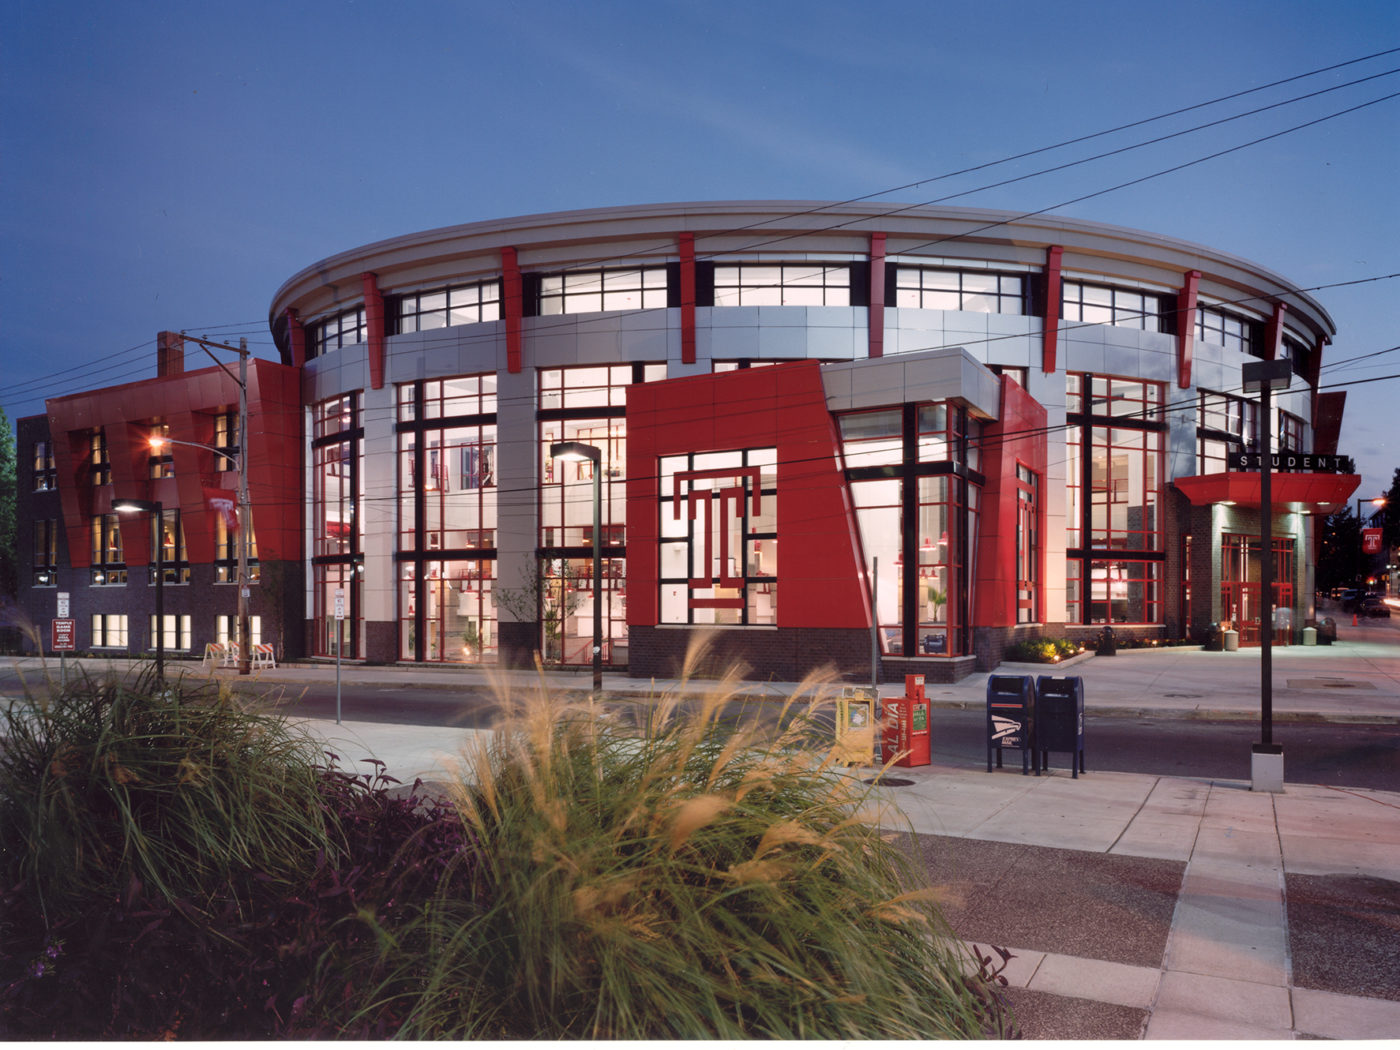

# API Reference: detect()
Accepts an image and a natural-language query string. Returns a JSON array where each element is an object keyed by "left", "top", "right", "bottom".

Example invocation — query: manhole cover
[
  {"left": 863, "top": 776, "right": 916, "bottom": 787},
  {"left": 1163, "top": 692, "right": 1204, "bottom": 698}
]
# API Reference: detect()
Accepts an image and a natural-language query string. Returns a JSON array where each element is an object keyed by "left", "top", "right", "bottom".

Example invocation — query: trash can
[
  {"left": 882, "top": 674, "right": 931, "bottom": 767},
  {"left": 1035, "top": 675, "right": 1086, "bottom": 778},
  {"left": 1303, "top": 626, "right": 1317, "bottom": 646},
  {"left": 1096, "top": 625, "right": 1117, "bottom": 655},
  {"left": 1317, "top": 617, "right": 1336, "bottom": 645},
  {"left": 986, "top": 675, "right": 1035, "bottom": 775},
  {"left": 1223, "top": 628, "right": 1239, "bottom": 651}
]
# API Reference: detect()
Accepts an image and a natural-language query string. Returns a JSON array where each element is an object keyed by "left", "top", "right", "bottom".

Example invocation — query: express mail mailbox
[{"left": 986, "top": 674, "right": 1035, "bottom": 775}]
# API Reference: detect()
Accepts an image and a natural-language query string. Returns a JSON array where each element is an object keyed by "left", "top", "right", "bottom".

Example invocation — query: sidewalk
[{"left": 8, "top": 635, "right": 1400, "bottom": 1038}]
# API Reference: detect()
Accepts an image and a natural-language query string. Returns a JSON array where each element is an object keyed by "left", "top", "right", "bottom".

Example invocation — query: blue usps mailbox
[
  {"left": 986, "top": 675, "right": 1035, "bottom": 775},
  {"left": 1035, "top": 675, "right": 1085, "bottom": 778}
]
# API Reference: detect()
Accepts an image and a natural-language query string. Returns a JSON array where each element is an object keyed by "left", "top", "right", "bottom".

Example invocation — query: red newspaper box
[{"left": 881, "top": 674, "right": 931, "bottom": 767}]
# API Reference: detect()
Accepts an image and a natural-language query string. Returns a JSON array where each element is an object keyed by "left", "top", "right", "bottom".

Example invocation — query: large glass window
[
  {"left": 658, "top": 449, "right": 778, "bottom": 627},
  {"left": 535, "top": 364, "right": 663, "bottom": 665},
  {"left": 400, "top": 560, "right": 496, "bottom": 663},
  {"left": 89, "top": 431, "right": 110, "bottom": 487},
  {"left": 90, "top": 513, "right": 126, "bottom": 585},
  {"left": 216, "top": 615, "right": 262, "bottom": 647},
  {"left": 1062, "top": 281, "right": 1165, "bottom": 331},
  {"left": 539, "top": 268, "right": 667, "bottom": 315},
  {"left": 840, "top": 402, "right": 983, "bottom": 657},
  {"left": 212, "top": 410, "right": 240, "bottom": 472},
  {"left": 215, "top": 514, "right": 259, "bottom": 583},
  {"left": 897, "top": 268, "right": 1026, "bottom": 314},
  {"left": 396, "top": 375, "right": 499, "bottom": 662},
  {"left": 1016, "top": 464, "right": 1040, "bottom": 625},
  {"left": 1065, "top": 374, "right": 1166, "bottom": 624},
  {"left": 33, "top": 519, "right": 58, "bottom": 586},
  {"left": 713, "top": 263, "right": 851, "bottom": 307},
  {"left": 1197, "top": 390, "right": 1259, "bottom": 475},
  {"left": 311, "top": 394, "right": 362, "bottom": 657},
  {"left": 32, "top": 441, "right": 55, "bottom": 491},
  {"left": 147, "top": 509, "right": 190, "bottom": 585}
]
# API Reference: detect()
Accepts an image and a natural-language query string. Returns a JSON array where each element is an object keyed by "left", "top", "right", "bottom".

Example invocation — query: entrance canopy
[{"left": 1174, "top": 471, "right": 1360, "bottom": 513}]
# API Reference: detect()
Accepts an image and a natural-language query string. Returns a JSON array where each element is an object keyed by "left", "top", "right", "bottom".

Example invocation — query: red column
[
  {"left": 1177, "top": 270, "right": 1200, "bottom": 389},
  {"left": 361, "top": 272, "right": 385, "bottom": 390},
  {"left": 1041, "top": 246, "right": 1063, "bottom": 373},
  {"left": 868, "top": 232, "right": 886, "bottom": 358},
  {"left": 679, "top": 232, "right": 696, "bottom": 365},
  {"left": 502, "top": 246, "right": 523, "bottom": 374}
]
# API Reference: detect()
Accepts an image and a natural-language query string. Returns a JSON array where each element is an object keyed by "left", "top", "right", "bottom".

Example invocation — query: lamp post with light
[
  {"left": 113, "top": 498, "right": 165, "bottom": 685},
  {"left": 549, "top": 440, "right": 603, "bottom": 692},
  {"left": 150, "top": 433, "right": 253, "bottom": 675},
  {"left": 1241, "top": 357, "right": 1292, "bottom": 792}
]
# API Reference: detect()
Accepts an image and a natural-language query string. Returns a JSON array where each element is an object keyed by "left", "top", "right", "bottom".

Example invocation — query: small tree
[{"left": 494, "top": 559, "right": 585, "bottom": 662}]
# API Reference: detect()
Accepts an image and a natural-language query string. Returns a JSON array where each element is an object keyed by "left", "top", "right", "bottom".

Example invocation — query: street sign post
[{"left": 334, "top": 588, "right": 345, "bottom": 724}]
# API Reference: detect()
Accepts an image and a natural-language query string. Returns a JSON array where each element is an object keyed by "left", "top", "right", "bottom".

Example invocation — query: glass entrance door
[{"left": 1220, "top": 534, "right": 1294, "bottom": 647}]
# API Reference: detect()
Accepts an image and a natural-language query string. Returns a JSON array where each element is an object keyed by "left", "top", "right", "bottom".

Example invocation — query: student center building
[{"left": 15, "top": 202, "right": 1359, "bottom": 682}]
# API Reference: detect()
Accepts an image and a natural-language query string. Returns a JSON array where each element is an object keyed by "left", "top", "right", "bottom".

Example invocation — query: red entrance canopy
[{"left": 1174, "top": 471, "right": 1360, "bottom": 512}]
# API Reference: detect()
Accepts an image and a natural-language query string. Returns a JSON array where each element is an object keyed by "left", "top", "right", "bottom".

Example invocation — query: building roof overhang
[{"left": 1174, "top": 472, "right": 1361, "bottom": 514}]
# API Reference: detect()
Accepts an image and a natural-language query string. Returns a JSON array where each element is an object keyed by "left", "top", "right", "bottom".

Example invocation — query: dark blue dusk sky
[{"left": 2, "top": 0, "right": 1397, "bottom": 498}]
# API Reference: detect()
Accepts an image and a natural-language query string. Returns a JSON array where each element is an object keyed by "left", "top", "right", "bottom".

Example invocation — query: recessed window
[
  {"left": 714, "top": 263, "right": 851, "bottom": 307},
  {"left": 1196, "top": 306, "right": 1256, "bottom": 355},
  {"left": 313, "top": 306, "right": 366, "bottom": 356},
  {"left": 897, "top": 268, "right": 1025, "bottom": 314},
  {"left": 1062, "top": 281, "right": 1164, "bottom": 331},
  {"left": 397, "top": 280, "right": 501, "bottom": 332},
  {"left": 539, "top": 268, "right": 667, "bottom": 315},
  {"left": 33, "top": 519, "right": 58, "bottom": 585}
]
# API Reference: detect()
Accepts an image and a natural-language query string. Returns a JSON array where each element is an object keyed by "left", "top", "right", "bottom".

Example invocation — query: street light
[
  {"left": 150, "top": 432, "right": 252, "bottom": 676},
  {"left": 113, "top": 498, "right": 164, "bottom": 685},
  {"left": 549, "top": 440, "right": 603, "bottom": 692},
  {"left": 1356, "top": 495, "right": 1386, "bottom": 523},
  {"left": 1242, "top": 357, "right": 1292, "bottom": 792}
]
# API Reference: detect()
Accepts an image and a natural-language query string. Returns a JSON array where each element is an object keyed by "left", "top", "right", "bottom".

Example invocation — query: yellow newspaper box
[{"left": 834, "top": 687, "right": 878, "bottom": 765}]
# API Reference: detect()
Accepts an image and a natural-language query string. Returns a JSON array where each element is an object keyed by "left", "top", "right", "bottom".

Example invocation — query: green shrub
[
  {"left": 1005, "top": 638, "right": 1084, "bottom": 663},
  {"left": 340, "top": 647, "right": 999, "bottom": 1039}
]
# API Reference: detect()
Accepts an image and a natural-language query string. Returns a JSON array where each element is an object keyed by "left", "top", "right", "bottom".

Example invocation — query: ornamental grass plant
[
  {"left": 340, "top": 641, "right": 999, "bottom": 1039},
  {"left": 0, "top": 666, "right": 333, "bottom": 923}
]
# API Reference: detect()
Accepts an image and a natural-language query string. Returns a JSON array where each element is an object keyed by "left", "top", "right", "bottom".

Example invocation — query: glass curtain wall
[
  {"left": 537, "top": 364, "right": 664, "bottom": 665},
  {"left": 311, "top": 393, "right": 361, "bottom": 657},
  {"left": 1065, "top": 374, "right": 1166, "bottom": 624},
  {"left": 396, "top": 375, "right": 498, "bottom": 662},
  {"left": 840, "top": 402, "right": 982, "bottom": 657}
]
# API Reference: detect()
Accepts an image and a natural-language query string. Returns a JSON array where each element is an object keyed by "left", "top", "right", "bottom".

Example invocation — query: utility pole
[
  {"left": 237, "top": 338, "right": 251, "bottom": 676},
  {"left": 186, "top": 332, "right": 254, "bottom": 675}
]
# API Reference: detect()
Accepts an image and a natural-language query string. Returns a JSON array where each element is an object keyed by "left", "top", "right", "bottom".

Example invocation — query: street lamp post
[
  {"left": 151, "top": 432, "right": 252, "bottom": 674},
  {"left": 549, "top": 440, "right": 603, "bottom": 693},
  {"left": 114, "top": 498, "right": 164, "bottom": 686},
  {"left": 1242, "top": 357, "right": 1292, "bottom": 793}
]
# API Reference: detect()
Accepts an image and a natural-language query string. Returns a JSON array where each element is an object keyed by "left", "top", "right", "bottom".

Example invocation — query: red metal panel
[
  {"left": 1042, "top": 246, "right": 1063, "bottom": 373},
  {"left": 362, "top": 272, "right": 385, "bottom": 390},
  {"left": 679, "top": 232, "right": 696, "bottom": 365},
  {"left": 625, "top": 362, "right": 869, "bottom": 630},
  {"left": 868, "top": 232, "right": 886, "bottom": 358},
  {"left": 973, "top": 377, "right": 1048, "bottom": 627},
  {"left": 1177, "top": 270, "right": 1200, "bottom": 389},
  {"left": 502, "top": 246, "right": 522, "bottom": 374},
  {"left": 1175, "top": 471, "right": 1359, "bottom": 510}
]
